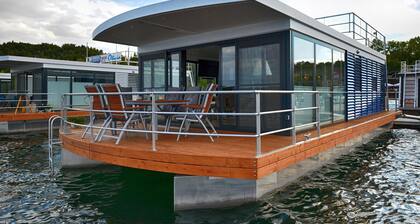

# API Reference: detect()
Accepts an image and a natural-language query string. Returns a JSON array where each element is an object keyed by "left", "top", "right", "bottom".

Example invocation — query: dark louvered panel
[{"left": 346, "top": 52, "right": 386, "bottom": 120}]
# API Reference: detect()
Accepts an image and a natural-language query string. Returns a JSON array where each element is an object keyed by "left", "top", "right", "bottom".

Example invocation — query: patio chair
[
  {"left": 176, "top": 84, "right": 218, "bottom": 142},
  {"left": 81, "top": 85, "right": 110, "bottom": 139},
  {"left": 165, "top": 86, "right": 201, "bottom": 132},
  {"left": 97, "top": 84, "right": 148, "bottom": 144},
  {"left": 162, "top": 87, "right": 182, "bottom": 131}
]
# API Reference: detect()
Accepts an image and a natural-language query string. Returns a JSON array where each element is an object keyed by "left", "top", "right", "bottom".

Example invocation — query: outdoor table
[{"left": 125, "top": 99, "right": 190, "bottom": 138}]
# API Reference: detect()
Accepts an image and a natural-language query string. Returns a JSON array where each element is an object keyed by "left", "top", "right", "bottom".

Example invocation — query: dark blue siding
[{"left": 346, "top": 52, "right": 386, "bottom": 120}]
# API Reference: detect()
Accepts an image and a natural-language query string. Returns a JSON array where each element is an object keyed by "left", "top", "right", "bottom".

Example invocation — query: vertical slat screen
[{"left": 346, "top": 52, "right": 386, "bottom": 120}]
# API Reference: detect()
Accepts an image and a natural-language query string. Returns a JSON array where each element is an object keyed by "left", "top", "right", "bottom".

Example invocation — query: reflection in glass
[
  {"left": 170, "top": 54, "right": 180, "bottom": 88},
  {"left": 143, "top": 61, "right": 152, "bottom": 89},
  {"left": 72, "top": 72, "right": 94, "bottom": 107},
  {"left": 186, "top": 62, "right": 197, "bottom": 88},
  {"left": 154, "top": 59, "right": 165, "bottom": 90},
  {"left": 293, "top": 36, "right": 314, "bottom": 126},
  {"left": 239, "top": 44, "right": 280, "bottom": 86},
  {"left": 222, "top": 46, "right": 236, "bottom": 87},
  {"left": 333, "top": 50, "right": 345, "bottom": 122},
  {"left": 142, "top": 59, "right": 166, "bottom": 91},
  {"left": 316, "top": 44, "right": 332, "bottom": 124}
]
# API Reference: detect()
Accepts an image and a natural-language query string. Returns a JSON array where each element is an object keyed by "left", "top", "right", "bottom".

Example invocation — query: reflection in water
[{"left": 0, "top": 130, "right": 419, "bottom": 223}]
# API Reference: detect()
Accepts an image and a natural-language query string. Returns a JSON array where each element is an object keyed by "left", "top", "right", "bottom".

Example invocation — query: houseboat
[
  {"left": 56, "top": 0, "right": 399, "bottom": 210},
  {"left": 399, "top": 60, "right": 420, "bottom": 114},
  {"left": 0, "top": 55, "right": 138, "bottom": 133}
]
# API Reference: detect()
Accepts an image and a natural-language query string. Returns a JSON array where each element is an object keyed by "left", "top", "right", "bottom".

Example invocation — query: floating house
[
  {"left": 399, "top": 60, "right": 420, "bottom": 112},
  {"left": 0, "top": 55, "right": 138, "bottom": 133},
  {"left": 57, "top": 0, "right": 398, "bottom": 210}
]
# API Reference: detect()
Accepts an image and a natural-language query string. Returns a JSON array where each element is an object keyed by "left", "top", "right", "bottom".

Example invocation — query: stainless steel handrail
[{"left": 59, "top": 90, "right": 391, "bottom": 157}]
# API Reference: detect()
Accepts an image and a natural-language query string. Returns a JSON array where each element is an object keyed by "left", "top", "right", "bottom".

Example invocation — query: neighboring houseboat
[
  {"left": 399, "top": 60, "right": 420, "bottom": 113},
  {"left": 0, "top": 55, "right": 138, "bottom": 133},
  {"left": 57, "top": 0, "right": 398, "bottom": 210}
]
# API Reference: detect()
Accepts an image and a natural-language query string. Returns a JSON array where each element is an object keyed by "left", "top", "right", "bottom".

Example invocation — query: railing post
[
  {"left": 291, "top": 93, "right": 296, "bottom": 145},
  {"left": 316, "top": 92, "right": 321, "bottom": 138},
  {"left": 62, "top": 95, "right": 70, "bottom": 134},
  {"left": 89, "top": 95, "right": 94, "bottom": 143},
  {"left": 255, "top": 92, "right": 261, "bottom": 156},
  {"left": 151, "top": 92, "right": 157, "bottom": 151}
]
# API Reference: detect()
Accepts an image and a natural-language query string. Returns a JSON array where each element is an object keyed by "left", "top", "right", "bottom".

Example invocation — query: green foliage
[
  {"left": 68, "top": 116, "right": 86, "bottom": 125},
  {"left": 387, "top": 36, "right": 420, "bottom": 73},
  {"left": 0, "top": 41, "right": 104, "bottom": 62}
]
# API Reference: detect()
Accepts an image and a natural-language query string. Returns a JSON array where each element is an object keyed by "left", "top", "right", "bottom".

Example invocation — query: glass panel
[
  {"left": 315, "top": 44, "right": 332, "bottom": 124},
  {"left": 47, "top": 76, "right": 70, "bottom": 109},
  {"left": 95, "top": 72, "right": 115, "bottom": 84},
  {"left": 293, "top": 36, "right": 314, "bottom": 126},
  {"left": 143, "top": 60, "right": 152, "bottom": 89},
  {"left": 186, "top": 62, "right": 197, "bottom": 88},
  {"left": 170, "top": 54, "right": 180, "bottom": 88},
  {"left": 72, "top": 71, "right": 94, "bottom": 107},
  {"left": 221, "top": 46, "right": 236, "bottom": 87},
  {"left": 239, "top": 44, "right": 280, "bottom": 86},
  {"left": 32, "top": 70, "right": 45, "bottom": 107},
  {"left": 153, "top": 59, "right": 165, "bottom": 90},
  {"left": 333, "top": 50, "right": 345, "bottom": 122}
]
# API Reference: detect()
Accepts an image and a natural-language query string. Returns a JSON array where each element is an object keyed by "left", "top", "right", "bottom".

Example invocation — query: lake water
[{"left": 0, "top": 129, "right": 419, "bottom": 223}]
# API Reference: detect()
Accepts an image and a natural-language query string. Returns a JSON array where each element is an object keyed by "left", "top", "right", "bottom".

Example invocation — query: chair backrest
[
  {"left": 184, "top": 86, "right": 201, "bottom": 105},
  {"left": 84, "top": 85, "right": 104, "bottom": 112},
  {"left": 100, "top": 84, "right": 128, "bottom": 120},
  {"left": 201, "top": 83, "right": 218, "bottom": 114}
]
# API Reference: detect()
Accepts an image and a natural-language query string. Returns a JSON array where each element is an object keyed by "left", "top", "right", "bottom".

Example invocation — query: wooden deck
[
  {"left": 0, "top": 111, "right": 88, "bottom": 122},
  {"left": 61, "top": 111, "right": 400, "bottom": 179}
]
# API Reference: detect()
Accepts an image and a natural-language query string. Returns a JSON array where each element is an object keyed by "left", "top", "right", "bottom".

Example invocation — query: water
[{"left": 0, "top": 130, "right": 419, "bottom": 223}]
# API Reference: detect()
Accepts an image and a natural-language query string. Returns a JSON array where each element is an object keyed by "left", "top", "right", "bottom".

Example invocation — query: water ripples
[{"left": 0, "top": 129, "right": 419, "bottom": 223}]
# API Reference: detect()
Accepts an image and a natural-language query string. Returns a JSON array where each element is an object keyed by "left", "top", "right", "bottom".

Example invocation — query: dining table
[{"left": 125, "top": 99, "right": 190, "bottom": 138}]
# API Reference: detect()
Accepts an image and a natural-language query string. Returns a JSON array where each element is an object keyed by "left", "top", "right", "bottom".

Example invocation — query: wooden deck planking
[{"left": 61, "top": 111, "right": 400, "bottom": 179}]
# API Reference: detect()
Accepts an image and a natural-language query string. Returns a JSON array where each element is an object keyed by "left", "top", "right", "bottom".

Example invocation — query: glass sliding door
[
  {"left": 238, "top": 43, "right": 281, "bottom": 131},
  {"left": 142, "top": 57, "right": 166, "bottom": 91},
  {"left": 293, "top": 36, "right": 315, "bottom": 127},
  {"left": 315, "top": 44, "right": 333, "bottom": 124},
  {"left": 220, "top": 46, "right": 237, "bottom": 127},
  {"left": 238, "top": 44, "right": 280, "bottom": 86}
]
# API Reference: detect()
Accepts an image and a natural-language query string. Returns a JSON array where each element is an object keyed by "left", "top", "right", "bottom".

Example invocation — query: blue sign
[{"left": 88, "top": 52, "right": 122, "bottom": 63}]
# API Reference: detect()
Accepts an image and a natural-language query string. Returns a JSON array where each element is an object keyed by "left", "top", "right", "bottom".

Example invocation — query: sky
[{"left": 0, "top": 0, "right": 419, "bottom": 54}]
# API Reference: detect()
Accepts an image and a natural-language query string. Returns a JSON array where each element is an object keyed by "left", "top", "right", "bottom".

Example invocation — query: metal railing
[
  {"left": 0, "top": 92, "right": 65, "bottom": 113},
  {"left": 57, "top": 90, "right": 392, "bottom": 157},
  {"left": 316, "top": 12, "right": 386, "bottom": 53}
]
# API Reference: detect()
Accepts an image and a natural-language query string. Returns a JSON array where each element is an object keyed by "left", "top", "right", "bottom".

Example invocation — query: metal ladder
[{"left": 48, "top": 115, "right": 63, "bottom": 174}]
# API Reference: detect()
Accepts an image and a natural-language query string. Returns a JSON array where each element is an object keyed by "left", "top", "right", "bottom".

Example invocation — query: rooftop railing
[
  {"left": 316, "top": 12, "right": 386, "bottom": 53},
  {"left": 400, "top": 60, "right": 420, "bottom": 73}
]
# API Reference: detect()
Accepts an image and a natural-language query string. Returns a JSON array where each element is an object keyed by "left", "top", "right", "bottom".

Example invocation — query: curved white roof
[{"left": 93, "top": 0, "right": 385, "bottom": 60}]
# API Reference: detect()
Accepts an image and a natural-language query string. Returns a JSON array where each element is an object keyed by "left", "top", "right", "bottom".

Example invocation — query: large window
[
  {"left": 72, "top": 71, "right": 94, "bottom": 106},
  {"left": 47, "top": 69, "right": 71, "bottom": 109},
  {"left": 293, "top": 36, "right": 315, "bottom": 126},
  {"left": 142, "top": 58, "right": 166, "bottom": 90},
  {"left": 316, "top": 44, "right": 333, "bottom": 124},
  {"left": 293, "top": 33, "right": 346, "bottom": 126},
  {"left": 333, "top": 50, "right": 345, "bottom": 122},
  {"left": 221, "top": 46, "right": 236, "bottom": 87},
  {"left": 238, "top": 44, "right": 280, "bottom": 86}
]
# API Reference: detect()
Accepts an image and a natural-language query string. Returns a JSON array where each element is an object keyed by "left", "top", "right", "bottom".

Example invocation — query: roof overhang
[
  {"left": 93, "top": 0, "right": 386, "bottom": 60},
  {"left": 0, "top": 55, "right": 138, "bottom": 74}
]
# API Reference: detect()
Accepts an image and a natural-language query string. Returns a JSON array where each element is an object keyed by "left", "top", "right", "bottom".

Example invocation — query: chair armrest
[{"left": 181, "top": 104, "right": 203, "bottom": 109}]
